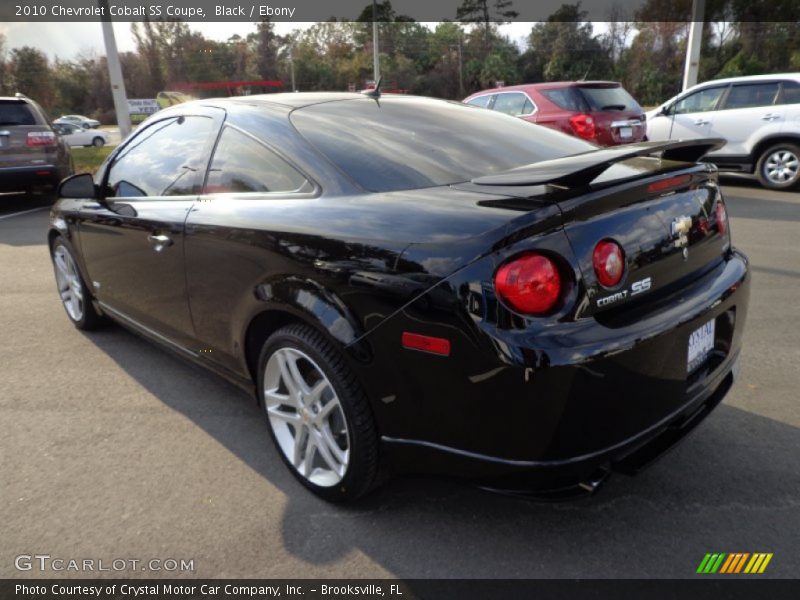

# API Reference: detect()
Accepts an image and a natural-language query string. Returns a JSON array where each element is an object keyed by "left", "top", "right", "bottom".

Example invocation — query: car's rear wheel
[
  {"left": 257, "top": 324, "right": 379, "bottom": 502},
  {"left": 756, "top": 143, "right": 800, "bottom": 189},
  {"left": 51, "top": 238, "right": 104, "bottom": 330},
  {"left": 92, "top": 137, "right": 105, "bottom": 147}
]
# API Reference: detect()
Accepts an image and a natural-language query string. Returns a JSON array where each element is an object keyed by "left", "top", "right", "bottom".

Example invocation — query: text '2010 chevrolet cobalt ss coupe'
[{"left": 49, "top": 93, "right": 749, "bottom": 501}]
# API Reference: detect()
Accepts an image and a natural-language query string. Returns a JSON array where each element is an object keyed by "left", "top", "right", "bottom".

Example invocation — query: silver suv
[
  {"left": 0, "top": 94, "right": 73, "bottom": 201},
  {"left": 646, "top": 74, "right": 800, "bottom": 189}
]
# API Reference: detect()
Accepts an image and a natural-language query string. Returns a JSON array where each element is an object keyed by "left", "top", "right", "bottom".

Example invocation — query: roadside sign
[{"left": 127, "top": 98, "right": 159, "bottom": 123}]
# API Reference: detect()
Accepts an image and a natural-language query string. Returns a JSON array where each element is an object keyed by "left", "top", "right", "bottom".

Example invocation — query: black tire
[
  {"left": 756, "top": 142, "right": 800, "bottom": 190},
  {"left": 257, "top": 323, "right": 379, "bottom": 502},
  {"left": 51, "top": 237, "right": 104, "bottom": 330},
  {"left": 92, "top": 137, "right": 105, "bottom": 147}
]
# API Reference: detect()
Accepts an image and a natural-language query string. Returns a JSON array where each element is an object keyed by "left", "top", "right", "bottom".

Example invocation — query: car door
[
  {"left": 707, "top": 81, "right": 782, "bottom": 156},
  {"left": 76, "top": 108, "right": 224, "bottom": 347},
  {"left": 664, "top": 85, "right": 728, "bottom": 145},
  {"left": 184, "top": 124, "right": 315, "bottom": 374},
  {"left": 58, "top": 123, "right": 84, "bottom": 146},
  {"left": 490, "top": 91, "right": 536, "bottom": 123},
  {"left": 775, "top": 80, "right": 800, "bottom": 135}
]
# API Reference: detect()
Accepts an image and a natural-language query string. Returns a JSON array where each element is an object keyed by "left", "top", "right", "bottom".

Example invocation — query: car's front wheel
[
  {"left": 51, "top": 238, "right": 104, "bottom": 330},
  {"left": 756, "top": 143, "right": 800, "bottom": 189},
  {"left": 257, "top": 324, "right": 379, "bottom": 502},
  {"left": 92, "top": 137, "right": 105, "bottom": 147}
]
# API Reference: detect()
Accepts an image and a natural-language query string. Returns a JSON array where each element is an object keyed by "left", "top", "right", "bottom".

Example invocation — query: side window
[
  {"left": 523, "top": 97, "right": 535, "bottom": 114},
  {"left": 465, "top": 95, "right": 492, "bottom": 108},
  {"left": 106, "top": 116, "right": 213, "bottom": 198},
  {"left": 777, "top": 81, "right": 800, "bottom": 105},
  {"left": 671, "top": 87, "right": 726, "bottom": 115},
  {"left": 492, "top": 93, "right": 530, "bottom": 116},
  {"left": 205, "top": 127, "right": 310, "bottom": 194},
  {"left": 722, "top": 83, "right": 780, "bottom": 110}
]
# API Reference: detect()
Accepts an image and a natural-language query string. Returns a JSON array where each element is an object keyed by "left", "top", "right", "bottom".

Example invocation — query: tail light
[
  {"left": 592, "top": 240, "right": 625, "bottom": 287},
  {"left": 715, "top": 201, "right": 728, "bottom": 237},
  {"left": 494, "top": 253, "right": 561, "bottom": 315},
  {"left": 26, "top": 131, "right": 57, "bottom": 147},
  {"left": 647, "top": 174, "right": 691, "bottom": 194},
  {"left": 569, "top": 114, "right": 595, "bottom": 141}
]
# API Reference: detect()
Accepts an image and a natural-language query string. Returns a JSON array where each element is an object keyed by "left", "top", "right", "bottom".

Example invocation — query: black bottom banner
[{"left": 4, "top": 579, "right": 800, "bottom": 600}]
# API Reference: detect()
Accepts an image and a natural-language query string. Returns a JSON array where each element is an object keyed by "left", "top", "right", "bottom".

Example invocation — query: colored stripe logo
[{"left": 697, "top": 553, "right": 773, "bottom": 574}]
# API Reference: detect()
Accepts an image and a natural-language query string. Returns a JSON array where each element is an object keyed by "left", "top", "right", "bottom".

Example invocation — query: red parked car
[{"left": 463, "top": 81, "right": 646, "bottom": 146}]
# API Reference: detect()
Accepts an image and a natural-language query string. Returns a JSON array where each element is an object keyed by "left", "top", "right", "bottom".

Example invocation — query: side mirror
[
  {"left": 657, "top": 105, "right": 670, "bottom": 117},
  {"left": 58, "top": 173, "right": 98, "bottom": 199}
]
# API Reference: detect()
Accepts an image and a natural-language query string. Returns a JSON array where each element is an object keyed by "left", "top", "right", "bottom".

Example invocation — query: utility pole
[
  {"left": 682, "top": 0, "right": 705, "bottom": 91},
  {"left": 97, "top": 0, "right": 131, "bottom": 138},
  {"left": 372, "top": 0, "right": 380, "bottom": 83}
]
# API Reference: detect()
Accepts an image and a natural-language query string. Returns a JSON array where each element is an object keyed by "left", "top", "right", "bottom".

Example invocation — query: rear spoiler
[{"left": 471, "top": 138, "right": 725, "bottom": 188}]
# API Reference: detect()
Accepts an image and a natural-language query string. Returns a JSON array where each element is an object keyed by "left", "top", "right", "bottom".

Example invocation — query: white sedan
[
  {"left": 53, "top": 122, "right": 109, "bottom": 147},
  {"left": 54, "top": 114, "right": 101, "bottom": 129}
]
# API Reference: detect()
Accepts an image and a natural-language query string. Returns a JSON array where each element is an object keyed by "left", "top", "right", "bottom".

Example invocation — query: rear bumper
[
  {"left": 378, "top": 249, "right": 750, "bottom": 493},
  {"left": 384, "top": 350, "right": 738, "bottom": 496},
  {"left": 0, "top": 165, "right": 61, "bottom": 194}
]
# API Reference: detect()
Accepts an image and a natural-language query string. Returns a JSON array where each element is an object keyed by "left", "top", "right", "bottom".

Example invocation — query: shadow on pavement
[
  {"left": 0, "top": 197, "right": 51, "bottom": 247},
  {"left": 83, "top": 324, "right": 800, "bottom": 578}
]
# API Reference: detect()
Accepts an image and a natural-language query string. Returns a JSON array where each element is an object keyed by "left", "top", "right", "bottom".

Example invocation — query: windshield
[
  {"left": 578, "top": 85, "right": 640, "bottom": 112},
  {"left": 292, "top": 96, "right": 594, "bottom": 193}
]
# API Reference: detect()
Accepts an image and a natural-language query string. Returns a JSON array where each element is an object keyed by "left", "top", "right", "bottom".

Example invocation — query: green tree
[
  {"left": 521, "top": 3, "right": 612, "bottom": 83},
  {"left": 8, "top": 47, "right": 55, "bottom": 110},
  {"left": 457, "top": 0, "right": 518, "bottom": 50},
  {"left": 131, "top": 21, "right": 166, "bottom": 92},
  {"left": 0, "top": 34, "right": 9, "bottom": 95},
  {"left": 254, "top": 19, "right": 281, "bottom": 80}
]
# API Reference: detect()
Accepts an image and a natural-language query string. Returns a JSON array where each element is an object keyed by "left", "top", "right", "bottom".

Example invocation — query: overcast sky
[{"left": 0, "top": 21, "right": 566, "bottom": 60}]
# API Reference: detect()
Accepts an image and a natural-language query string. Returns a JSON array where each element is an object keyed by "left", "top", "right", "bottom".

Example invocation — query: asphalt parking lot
[{"left": 1, "top": 178, "right": 798, "bottom": 579}]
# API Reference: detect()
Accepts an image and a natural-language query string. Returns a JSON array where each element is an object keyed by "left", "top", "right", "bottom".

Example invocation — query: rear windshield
[
  {"left": 540, "top": 87, "right": 588, "bottom": 112},
  {"left": 0, "top": 101, "right": 36, "bottom": 126},
  {"left": 577, "top": 85, "right": 640, "bottom": 112},
  {"left": 291, "top": 97, "right": 594, "bottom": 192}
]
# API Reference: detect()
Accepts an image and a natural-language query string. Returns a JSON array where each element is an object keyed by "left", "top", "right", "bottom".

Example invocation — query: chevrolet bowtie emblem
[
  {"left": 671, "top": 215, "right": 692, "bottom": 237},
  {"left": 671, "top": 215, "right": 692, "bottom": 258}
]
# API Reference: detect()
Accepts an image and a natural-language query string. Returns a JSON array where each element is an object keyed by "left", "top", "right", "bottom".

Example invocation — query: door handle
[
  {"left": 761, "top": 113, "right": 781, "bottom": 121},
  {"left": 147, "top": 234, "right": 173, "bottom": 251},
  {"left": 694, "top": 119, "right": 710, "bottom": 126}
]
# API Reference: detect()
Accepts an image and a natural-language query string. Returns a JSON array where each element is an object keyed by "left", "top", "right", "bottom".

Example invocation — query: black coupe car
[{"left": 49, "top": 93, "right": 749, "bottom": 501}]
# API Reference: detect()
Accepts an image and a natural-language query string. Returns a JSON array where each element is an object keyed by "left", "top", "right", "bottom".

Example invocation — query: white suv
[{"left": 646, "top": 73, "right": 800, "bottom": 189}]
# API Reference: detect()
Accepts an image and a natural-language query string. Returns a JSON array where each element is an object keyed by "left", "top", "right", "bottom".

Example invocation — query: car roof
[
  {"left": 224, "top": 92, "right": 366, "bottom": 108},
  {"left": 173, "top": 93, "right": 464, "bottom": 114},
  {"left": 465, "top": 81, "right": 622, "bottom": 98},
  {"left": 689, "top": 73, "right": 800, "bottom": 90}
]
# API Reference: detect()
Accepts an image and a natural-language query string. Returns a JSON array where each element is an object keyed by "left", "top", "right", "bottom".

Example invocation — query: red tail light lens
[
  {"left": 647, "top": 174, "right": 691, "bottom": 194},
  {"left": 715, "top": 201, "right": 728, "bottom": 236},
  {"left": 592, "top": 240, "right": 625, "bottom": 287},
  {"left": 494, "top": 253, "right": 561, "bottom": 315},
  {"left": 26, "top": 131, "right": 57, "bottom": 147},
  {"left": 569, "top": 113, "right": 596, "bottom": 141}
]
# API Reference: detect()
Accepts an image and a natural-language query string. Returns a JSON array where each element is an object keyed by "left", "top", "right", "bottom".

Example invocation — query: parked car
[
  {"left": 0, "top": 94, "right": 73, "bottom": 201},
  {"left": 54, "top": 114, "right": 101, "bottom": 129},
  {"left": 646, "top": 73, "right": 800, "bottom": 189},
  {"left": 49, "top": 93, "right": 748, "bottom": 502},
  {"left": 53, "top": 122, "right": 109, "bottom": 147},
  {"left": 464, "top": 81, "right": 646, "bottom": 146}
]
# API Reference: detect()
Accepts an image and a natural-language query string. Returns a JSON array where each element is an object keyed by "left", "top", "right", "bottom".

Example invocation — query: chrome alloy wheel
[
  {"left": 53, "top": 245, "right": 84, "bottom": 322},
  {"left": 764, "top": 149, "right": 800, "bottom": 184},
  {"left": 263, "top": 347, "right": 350, "bottom": 487}
]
